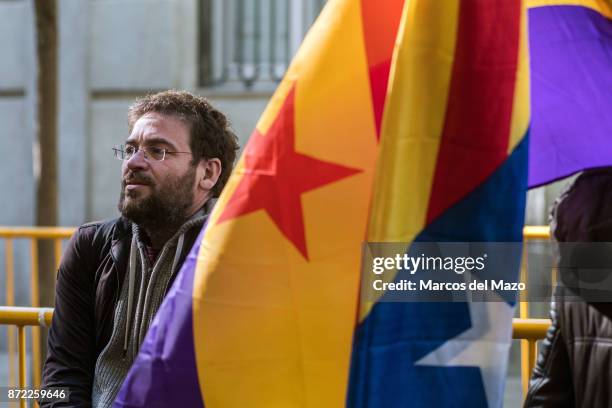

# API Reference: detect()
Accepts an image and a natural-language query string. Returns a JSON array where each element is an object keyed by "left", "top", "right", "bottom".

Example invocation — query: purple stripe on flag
[
  {"left": 529, "top": 5, "right": 612, "bottom": 187},
  {"left": 113, "top": 229, "right": 205, "bottom": 408}
]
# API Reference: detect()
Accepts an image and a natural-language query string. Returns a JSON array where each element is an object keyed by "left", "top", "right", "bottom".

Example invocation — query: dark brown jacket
[
  {"left": 525, "top": 169, "right": 612, "bottom": 407},
  {"left": 40, "top": 217, "right": 201, "bottom": 407},
  {"left": 525, "top": 286, "right": 612, "bottom": 407}
]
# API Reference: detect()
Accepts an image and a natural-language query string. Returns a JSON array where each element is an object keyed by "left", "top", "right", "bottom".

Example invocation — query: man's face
[{"left": 118, "top": 112, "right": 202, "bottom": 227}]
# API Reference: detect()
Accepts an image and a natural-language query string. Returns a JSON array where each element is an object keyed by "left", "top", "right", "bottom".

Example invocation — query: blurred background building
[
  {"left": 0, "top": 0, "right": 567, "bottom": 229},
  {"left": 1, "top": 0, "right": 326, "bottom": 227}
]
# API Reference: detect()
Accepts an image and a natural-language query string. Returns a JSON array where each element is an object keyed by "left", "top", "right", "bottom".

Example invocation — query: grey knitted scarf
[{"left": 92, "top": 201, "right": 214, "bottom": 408}]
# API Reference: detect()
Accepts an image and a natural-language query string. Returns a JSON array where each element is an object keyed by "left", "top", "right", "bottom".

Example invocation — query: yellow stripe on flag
[
  {"left": 508, "top": 0, "right": 531, "bottom": 153},
  {"left": 527, "top": 0, "right": 612, "bottom": 18},
  {"left": 361, "top": 0, "right": 461, "bottom": 321},
  {"left": 367, "top": 0, "right": 461, "bottom": 243}
]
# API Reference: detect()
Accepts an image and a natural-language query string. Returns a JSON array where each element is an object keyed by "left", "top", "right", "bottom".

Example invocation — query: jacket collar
[{"left": 111, "top": 216, "right": 132, "bottom": 271}]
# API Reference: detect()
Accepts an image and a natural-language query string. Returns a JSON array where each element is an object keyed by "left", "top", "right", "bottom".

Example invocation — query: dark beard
[{"left": 118, "top": 166, "right": 196, "bottom": 236}]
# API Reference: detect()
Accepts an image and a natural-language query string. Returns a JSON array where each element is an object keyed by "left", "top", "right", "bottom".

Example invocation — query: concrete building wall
[
  {"left": 0, "top": 0, "right": 35, "bottom": 226},
  {"left": 54, "top": 0, "right": 269, "bottom": 223}
]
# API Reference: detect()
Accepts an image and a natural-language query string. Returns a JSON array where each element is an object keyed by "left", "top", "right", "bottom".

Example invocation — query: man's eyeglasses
[{"left": 112, "top": 145, "right": 192, "bottom": 162}]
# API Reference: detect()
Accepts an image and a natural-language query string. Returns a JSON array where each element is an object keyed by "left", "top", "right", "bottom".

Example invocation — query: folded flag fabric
[
  {"left": 115, "top": 0, "right": 404, "bottom": 406},
  {"left": 347, "top": 0, "right": 529, "bottom": 406},
  {"left": 528, "top": 0, "right": 612, "bottom": 187}
]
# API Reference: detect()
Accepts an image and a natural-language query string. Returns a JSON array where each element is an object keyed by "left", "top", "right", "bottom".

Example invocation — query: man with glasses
[{"left": 41, "top": 90, "right": 239, "bottom": 407}]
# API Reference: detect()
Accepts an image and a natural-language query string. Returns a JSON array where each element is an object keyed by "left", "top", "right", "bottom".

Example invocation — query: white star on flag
[{"left": 415, "top": 290, "right": 515, "bottom": 407}]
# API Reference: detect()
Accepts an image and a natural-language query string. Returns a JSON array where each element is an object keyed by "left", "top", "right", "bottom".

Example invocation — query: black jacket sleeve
[
  {"left": 523, "top": 298, "right": 575, "bottom": 408},
  {"left": 41, "top": 225, "right": 98, "bottom": 407}
]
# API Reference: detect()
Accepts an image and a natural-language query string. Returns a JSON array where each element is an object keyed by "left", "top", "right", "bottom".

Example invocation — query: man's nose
[{"left": 125, "top": 149, "right": 149, "bottom": 171}]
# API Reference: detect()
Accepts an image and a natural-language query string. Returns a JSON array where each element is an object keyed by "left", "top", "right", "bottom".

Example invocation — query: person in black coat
[{"left": 525, "top": 168, "right": 612, "bottom": 407}]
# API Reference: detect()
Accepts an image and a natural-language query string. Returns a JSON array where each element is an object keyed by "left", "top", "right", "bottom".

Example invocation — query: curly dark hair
[{"left": 127, "top": 90, "right": 239, "bottom": 197}]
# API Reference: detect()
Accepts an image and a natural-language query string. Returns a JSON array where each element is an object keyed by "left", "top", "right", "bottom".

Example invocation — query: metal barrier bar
[
  {"left": 29, "top": 240, "right": 42, "bottom": 389},
  {"left": 513, "top": 318, "right": 551, "bottom": 397},
  {"left": 0, "top": 228, "right": 73, "bottom": 396},
  {"left": 519, "top": 226, "right": 550, "bottom": 395},
  {"left": 0, "top": 227, "right": 76, "bottom": 239},
  {"left": 513, "top": 318, "right": 551, "bottom": 340},
  {"left": 18, "top": 326, "right": 26, "bottom": 408},
  {"left": 518, "top": 243, "right": 531, "bottom": 393},
  {"left": 54, "top": 239, "right": 63, "bottom": 271},
  {"left": 5, "top": 239, "right": 16, "bottom": 391},
  {"left": 0, "top": 307, "right": 54, "bottom": 326},
  {"left": 523, "top": 225, "right": 550, "bottom": 240},
  {"left": 0, "top": 307, "right": 54, "bottom": 408}
]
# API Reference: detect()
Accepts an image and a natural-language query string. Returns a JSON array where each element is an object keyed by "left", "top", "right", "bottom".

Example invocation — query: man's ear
[{"left": 199, "top": 158, "right": 222, "bottom": 193}]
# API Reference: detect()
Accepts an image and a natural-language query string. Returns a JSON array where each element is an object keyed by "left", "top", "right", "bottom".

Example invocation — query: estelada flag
[
  {"left": 348, "top": 0, "right": 529, "bottom": 406},
  {"left": 115, "top": 0, "right": 405, "bottom": 406}
]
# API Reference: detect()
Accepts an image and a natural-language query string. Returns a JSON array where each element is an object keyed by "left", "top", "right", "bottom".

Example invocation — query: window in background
[{"left": 199, "top": 0, "right": 326, "bottom": 89}]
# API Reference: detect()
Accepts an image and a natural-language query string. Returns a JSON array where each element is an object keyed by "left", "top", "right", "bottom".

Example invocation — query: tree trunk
[{"left": 34, "top": 0, "right": 58, "bottom": 388}]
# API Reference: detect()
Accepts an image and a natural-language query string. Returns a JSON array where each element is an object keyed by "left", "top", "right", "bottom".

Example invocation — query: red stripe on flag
[
  {"left": 360, "top": 0, "right": 405, "bottom": 139},
  {"left": 426, "top": 0, "right": 521, "bottom": 224}
]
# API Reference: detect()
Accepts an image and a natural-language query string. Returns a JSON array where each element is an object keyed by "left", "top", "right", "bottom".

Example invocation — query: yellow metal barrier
[
  {"left": 0, "top": 228, "right": 75, "bottom": 394},
  {"left": 519, "top": 226, "right": 551, "bottom": 394},
  {"left": 513, "top": 317, "right": 551, "bottom": 397},
  {"left": 0, "top": 314, "right": 549, "bottom": 406},
  {"left": 0, "top": 226, "right": 552, "bottom": 402},
  {"left": 0, "top": 307, "right": 54, "bottom": 408},
  {"left": 523, "top": 225, "right": 551, "bottom": 240}
]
